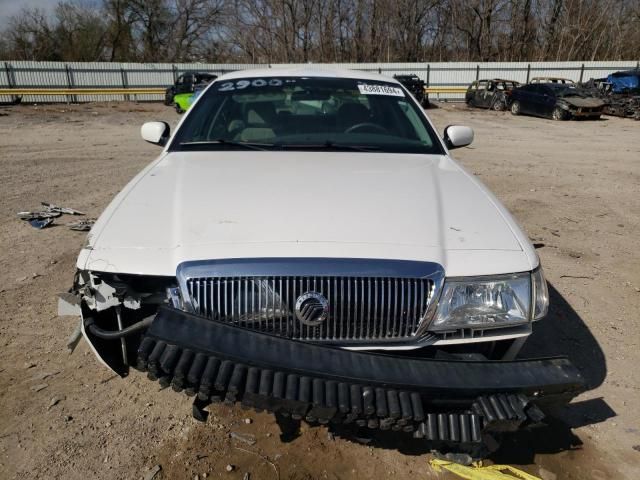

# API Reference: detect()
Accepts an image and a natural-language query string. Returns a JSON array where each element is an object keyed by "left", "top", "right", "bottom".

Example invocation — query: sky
[{"left": 0, "top": 0, "right": 58, "bottom": 29}]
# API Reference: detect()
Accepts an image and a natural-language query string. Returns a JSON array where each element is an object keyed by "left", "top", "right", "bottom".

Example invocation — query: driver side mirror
[
  {"left": 141, "top": 121, "right": 170, "bottom": 146},
  {"left": 443, "top": 125, "right": 474, "bottom": 149}
]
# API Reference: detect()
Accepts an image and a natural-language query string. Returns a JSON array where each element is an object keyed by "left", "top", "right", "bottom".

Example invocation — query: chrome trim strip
[{"left": 177, "top": 257, "right": 444, "bottom": 281}]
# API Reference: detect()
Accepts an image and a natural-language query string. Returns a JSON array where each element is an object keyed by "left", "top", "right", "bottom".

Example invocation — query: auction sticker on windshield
[{"left": 358, "top": 83, "right": 405, "bottom": 97}]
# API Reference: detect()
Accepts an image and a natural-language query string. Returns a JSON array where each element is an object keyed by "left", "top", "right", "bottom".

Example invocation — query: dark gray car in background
[
  {"left": 465, "top": 79, "right": 520, "bottom": 111},
  {"left": 510, "top": 83, "right": 605, "bottom": 120}
]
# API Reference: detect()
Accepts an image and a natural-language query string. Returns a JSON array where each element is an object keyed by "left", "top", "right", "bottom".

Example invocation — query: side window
[
  {"left": 477, "top": 81, "right": 487, "bottom": 92},
  {"left": 396, "top": 100, "right": 432, "bottom": 145},
  {"left": 470, "top": 81, "right": 477, "bottom": 90},
  {"left": 176, "top": 75, "right": 185, "bottom": 85}
]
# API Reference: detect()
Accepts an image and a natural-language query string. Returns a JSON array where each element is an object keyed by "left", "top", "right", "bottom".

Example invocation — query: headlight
[
  {"left": 531, "top": 267, "right": 549, "bottom": 320},
  {"left": 430, "top": 271, "right": 539, "bottom": 331}
]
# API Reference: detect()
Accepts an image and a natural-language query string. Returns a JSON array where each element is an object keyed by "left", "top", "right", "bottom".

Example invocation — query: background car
[
  {"left": 393, "top": 74, "right": 429, "bottom": 107},
  {"left": 173, "top": 81, "right": 213, "bottom": 113},
  {"left": 530, "top": 77, "right": 575, "bottom": 85},
  {"left": 510, "top": 83, "right": 604, "bottom": 120},
  {"left": 164, "top": 71, "right": 217, "bottom": 106},
  {"left": 581, "top": 69, "right": 640, "bottom": 120},
  {"left": 465, "top": 79, "right": 520, "bottom": 111}
]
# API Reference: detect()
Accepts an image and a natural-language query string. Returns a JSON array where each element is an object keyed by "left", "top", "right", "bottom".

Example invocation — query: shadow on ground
[
  {"left": 280, "top": 282, "right": 611, "bottom": 463},
  {"left": 520, "top": 283, "right": 606, "bottom": 390}
]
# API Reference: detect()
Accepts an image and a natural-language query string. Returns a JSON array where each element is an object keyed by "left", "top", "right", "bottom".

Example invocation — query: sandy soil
[{"left": 0, "top": 101, "right": 639, "bottom": 480}]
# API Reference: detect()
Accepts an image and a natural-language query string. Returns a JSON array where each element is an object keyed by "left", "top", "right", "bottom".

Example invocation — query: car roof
[
  {"left": 531, "top": 77, "right": 574, "bottom": 82},
  {"left": 477, "top": 78, "right": 519, "bottom": 82},
  {"left": 545, "top": 83, "right": 577, "bottom": 88},
  {"left": 216, "top": 66, "right": 400, "bottom": 84},
  {"left": 610, "top": 69, "right": 640, "bottom": 77}
]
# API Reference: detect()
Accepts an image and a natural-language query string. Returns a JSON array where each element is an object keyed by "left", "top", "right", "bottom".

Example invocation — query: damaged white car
[{"left": 62, "top": 68, "right": 583, "bottom": 455}]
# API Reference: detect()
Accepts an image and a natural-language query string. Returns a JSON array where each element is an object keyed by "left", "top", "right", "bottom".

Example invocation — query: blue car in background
[
  {"left": 607, "top": 69, "right": 640, "bottom": 93},
  {"left": 582, "top": 69, "right": 640, "bottom": 120}
]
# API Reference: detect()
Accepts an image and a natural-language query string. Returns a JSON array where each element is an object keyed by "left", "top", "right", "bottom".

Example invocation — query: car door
[
  {"left": 465, "top": 82, "right": 477, "bottom": 105},
  {"left": 527, "top": 85, "right": 550, "bottom": 116},
  {"left": 475, "top": 80, "right": 490, "bottom": 107},
  {"left": 513, "top": 85, "right": 534, "bottom": 114},
  {"left": 537, "top": 85, "right": 557, "bottom": 117},
  {"left": 482, "top": 81, "right": 497, "bottom": 108}
]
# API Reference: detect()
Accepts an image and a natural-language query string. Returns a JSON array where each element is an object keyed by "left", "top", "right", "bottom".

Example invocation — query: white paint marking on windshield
[{"left": 358, "top": 84, "right": 405, "bottom": 97}]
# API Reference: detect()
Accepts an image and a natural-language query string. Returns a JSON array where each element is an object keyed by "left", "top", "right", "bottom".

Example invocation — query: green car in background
[
  {"left": 174, "top": 92, "right": 194, "bottom": 113},
  {"left": 174, "top": 83, "right": 209, "bottom": 114}
]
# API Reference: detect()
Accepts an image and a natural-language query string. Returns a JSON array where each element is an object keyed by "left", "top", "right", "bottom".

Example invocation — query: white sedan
[{"left": 62, "top": 68, "right": 581, "bottom": 451}]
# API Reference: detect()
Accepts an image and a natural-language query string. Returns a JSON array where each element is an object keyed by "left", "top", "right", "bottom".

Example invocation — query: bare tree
[
  {"left": 54, "top": 1, "right": 109, "bottom": 61},
  {"left": 1, "top": 0, "right": 639, "bottom": 63}
]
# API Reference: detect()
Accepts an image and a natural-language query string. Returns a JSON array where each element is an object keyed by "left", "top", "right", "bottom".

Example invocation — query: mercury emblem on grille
[{"left": 294, "top": 291, "right": 329, "bottom": 326}]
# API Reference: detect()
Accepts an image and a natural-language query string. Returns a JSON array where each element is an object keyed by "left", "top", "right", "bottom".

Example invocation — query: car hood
[
  {"left": 78, "top": 151, "right": 537, "bottom": 277},
  {"left": 560, "top": 96, "right": 605, "bottom": 108}
]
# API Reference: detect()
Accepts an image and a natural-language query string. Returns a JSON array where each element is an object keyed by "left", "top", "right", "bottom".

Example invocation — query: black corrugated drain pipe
[{"left": 84, "top": 313, "right": 154, "bottom": 340}]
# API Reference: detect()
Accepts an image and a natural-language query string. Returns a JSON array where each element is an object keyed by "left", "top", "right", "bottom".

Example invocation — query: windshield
[
  {"left": 551, "top": 85, "right": 586, "bottom": 97},
  {"left": 169, "top": 76, "right": 443, "bottom": 154}
]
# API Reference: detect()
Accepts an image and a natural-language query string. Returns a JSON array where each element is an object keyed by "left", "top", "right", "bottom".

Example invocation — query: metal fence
[{"left": 1, "top": 60, "right": 639, "bottom": 103}]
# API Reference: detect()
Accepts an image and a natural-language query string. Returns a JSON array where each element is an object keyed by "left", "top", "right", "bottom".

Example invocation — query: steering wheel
[{"left": 344, "top": 122, "right": 389, "bottom": 134}]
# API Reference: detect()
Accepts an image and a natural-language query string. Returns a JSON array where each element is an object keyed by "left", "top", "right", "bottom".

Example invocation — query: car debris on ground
[
  {"left": 143, "top": 464, "right": 162, "bottom": 480},
  {"left": 230, "top": 431, "right": 257, "bottom": 446},
  {"left": 41, "top": 202, "right": 84, "bottom": 215},
  {"left": 17, "top": 202, "right": 91, "bottom": 230},
  {"left": 67, "top": 218, "right": 96, "bottom": 231},
  {"left": 429, "top": 458, "right": 543, "bottom": 479}
]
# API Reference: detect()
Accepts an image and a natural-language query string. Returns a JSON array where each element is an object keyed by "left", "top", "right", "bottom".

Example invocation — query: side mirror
[
  {"left": 141, "top": 121, "right": 170, "bottom": 146},
  {"left": 443, "top": 125, "right": 474, "bottom": 149}
]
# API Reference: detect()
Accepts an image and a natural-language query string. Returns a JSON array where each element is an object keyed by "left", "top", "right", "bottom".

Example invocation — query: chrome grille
[{"left": 184, "top": 275, "right": 435, "bottom": 343}]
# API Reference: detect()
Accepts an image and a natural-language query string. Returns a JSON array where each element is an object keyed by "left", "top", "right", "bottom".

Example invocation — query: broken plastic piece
[
  {"left": 41, "top": 202, "right": 85, "bottom": 215},
  {"left": 17, "top": 211, "right": 61, "bottom": 220},
  {"left": 58, "top": 292, "right": 82, "bottom": 316},
  {"left": 429, "top": 458, "right": 542, "bottom": 480},
  {"left": 28, "top": 217, "right": 54, "bottom": 229},
  {"left": 67, "top": 219, "right": 95, "bottom": 231}
]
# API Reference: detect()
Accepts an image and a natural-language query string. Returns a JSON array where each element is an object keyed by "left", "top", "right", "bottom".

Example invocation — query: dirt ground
[{"left": 0, "top": 100, "right": 638, "bottom": 480}]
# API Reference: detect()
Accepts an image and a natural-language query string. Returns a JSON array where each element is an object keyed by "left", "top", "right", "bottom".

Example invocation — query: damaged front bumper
[{"left": 82, "top": 305, "right": 586, "bottom": 455}]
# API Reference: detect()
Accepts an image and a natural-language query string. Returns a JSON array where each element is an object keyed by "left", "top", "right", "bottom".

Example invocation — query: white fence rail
[{"left": 1, "top": 60, "right": 638, "bottom": 103}]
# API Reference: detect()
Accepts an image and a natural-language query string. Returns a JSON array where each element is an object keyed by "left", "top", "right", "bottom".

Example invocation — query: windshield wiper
[
  {"left": 179, "top": 139, "right": 276, "bottom": 151},
  {"left": 277, "top": 141, "right": 382, "bottom": 152}
]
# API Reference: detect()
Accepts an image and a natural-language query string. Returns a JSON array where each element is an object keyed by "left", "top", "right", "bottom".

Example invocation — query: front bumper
[
  {"left": 570, "top": 107, "right": 604, "bottom": 117},
  {"left": 121, "top": 307, "right": 585, "bottom": 453}
]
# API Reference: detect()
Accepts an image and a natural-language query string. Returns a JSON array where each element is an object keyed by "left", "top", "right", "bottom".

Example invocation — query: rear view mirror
[
  {"left": 292, "top": 90, "right": 331, "bottom": 101},
  {"left": 141, "top": 121, "right": 170, "bottom": 146},
  {"left": 443, "top": 125, "right": 474, "bottom": 149}
]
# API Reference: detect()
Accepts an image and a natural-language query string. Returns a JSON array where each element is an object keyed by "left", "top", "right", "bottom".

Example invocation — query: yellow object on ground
[{"left": 429, "top": 459, "right": 542, "bottom": 480}]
